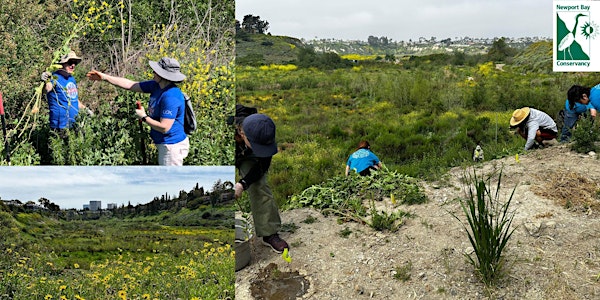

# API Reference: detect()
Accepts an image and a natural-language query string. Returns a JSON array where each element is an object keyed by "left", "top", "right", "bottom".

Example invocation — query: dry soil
[{"left": 235, "top": 144, "right": 600, "bottom": 300}]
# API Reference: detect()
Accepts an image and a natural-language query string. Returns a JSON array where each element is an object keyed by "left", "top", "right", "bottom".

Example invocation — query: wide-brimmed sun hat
[
  {"left": 57, "top": 50, "right": 82, "bottom": 64},
  {"left": 242, "top": 114, "right": 278, "bottom": 157},
  {"left": 149, "top": 57, "right": 186, "bottom": 82},
  {"left": 510, "top": 107, "right": 531, "bottom": 127}
]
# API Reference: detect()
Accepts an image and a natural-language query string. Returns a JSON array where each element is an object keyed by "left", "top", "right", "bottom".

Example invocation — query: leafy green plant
[
  {"left": 289, "top": 169, "right": 426, "bottom": 227},
  {"left": 452, "top": 168, "right": 517, "bottom": 285},
  {"left": 302, "top": 215, "right": 318, "bottom": 224},
  {"left": 393, "top": 261, "right": 412, "bottom": 281},
  {"left": 570, "top": 116, "right": 600, "bottom": 154},
  {"left": 367, "top": 200, "right": 409, "bottom": 232},
  {"left": 290, "top": 169, "right": 427, "bottom": 209},
  {"left": 338, "top": 226, "right": 352, "bottom": 238}
]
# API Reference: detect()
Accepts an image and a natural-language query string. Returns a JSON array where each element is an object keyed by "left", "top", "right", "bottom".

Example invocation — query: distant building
[
  {"left": 89, "top": 201, "right": 101, "bottom": 211},
  {"left": 83, "top": 204, "right": 90, "bottom": 210},
  {"left": 107, "top": 203, "right": 117, "bottom": 210}
]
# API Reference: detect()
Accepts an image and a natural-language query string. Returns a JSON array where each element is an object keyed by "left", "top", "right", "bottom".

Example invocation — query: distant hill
[
  {"left": 236, "top": 32, "right": 304, "bottom": 65},
  {"left": 512, "top": 40, "right": 553, "bottom": 73},
  {"left": 236, "top": 32, "right": 554, "bottom": 75}
]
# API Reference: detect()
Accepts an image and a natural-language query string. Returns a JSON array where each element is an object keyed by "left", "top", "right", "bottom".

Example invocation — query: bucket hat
[
  {"left": 510, "top": 107, "right": 530, "bottom": 127},
  {"left": 242, "top": 114, "right": 278, "bottom": 157},
  {"left": 57, "top": 50, "right": 82, "bottom": 64},
  {"left": 149, "top": 57, "right": 186, "bottom": 82}
]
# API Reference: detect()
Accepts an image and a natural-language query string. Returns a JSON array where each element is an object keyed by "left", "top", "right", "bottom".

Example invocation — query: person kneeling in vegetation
[
  {"left": 41, "top": 50, "right": 93, "bottom": 136},
  {"left": 86, "top": 57, "right": 189, "bottom": 165},
  {"left": 234, "top": 113, "right": 289, "bottom": 254},
  {"left": 562, "top": 85, "right": 598, "bottom": 142},
  {"left": 510, "top": 107, "right": 558, "bottom": 151},
  {"left": 345, "top": 140, "right": 382, "bottom": 176}
]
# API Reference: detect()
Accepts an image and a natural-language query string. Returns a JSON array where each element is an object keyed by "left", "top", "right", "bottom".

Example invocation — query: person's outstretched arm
[{"left": 87, "top": 70, "right": 143, "bottom": 92}]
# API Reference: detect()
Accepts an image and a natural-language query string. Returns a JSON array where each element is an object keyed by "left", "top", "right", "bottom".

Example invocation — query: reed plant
[{"left": 453, "top": 168, "right": 517, "bottom": 285}]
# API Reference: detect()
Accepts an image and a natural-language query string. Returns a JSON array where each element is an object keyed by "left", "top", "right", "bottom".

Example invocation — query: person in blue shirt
[
  {"left": 345, "top": 140, "right": 382, "bottom": 176},
  {"left": 86, "top": 57, "right": 189, "bottom": 165},
  {"left": 563, "top": 85, "right": 598, "bottom": 142},
  {"left": 41, "top": 51, "right": 92, "bottom": 133}
]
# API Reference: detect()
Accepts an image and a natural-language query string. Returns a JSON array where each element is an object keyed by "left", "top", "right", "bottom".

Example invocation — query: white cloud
[{"left": 236, "top": 0, "right": 551, "bottom": 41}]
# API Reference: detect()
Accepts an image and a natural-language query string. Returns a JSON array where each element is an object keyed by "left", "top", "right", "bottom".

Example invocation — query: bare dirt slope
[{"left": 235, "top": 144, "right": 600, "bottom": 300}]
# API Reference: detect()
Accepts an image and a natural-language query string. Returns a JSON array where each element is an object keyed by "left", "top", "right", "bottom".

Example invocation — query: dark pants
[
  {"left": 359, "top": 166, "right": 378, "bottom": 176},
  {"left": 561, "top": 109, "right": 580, "bottom": 142},
  {"left": 237, "top": 159, "right": 281, "bottom": 237}
]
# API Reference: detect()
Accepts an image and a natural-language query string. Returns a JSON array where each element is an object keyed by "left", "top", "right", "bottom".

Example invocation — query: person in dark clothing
[{"left": 234, "top": 112, "right": 289, "bottom": 254}]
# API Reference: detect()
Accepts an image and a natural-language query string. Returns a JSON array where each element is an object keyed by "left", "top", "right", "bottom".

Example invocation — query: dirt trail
[{"left": 236, "top": 144, "right": 600, "bottom": 299}]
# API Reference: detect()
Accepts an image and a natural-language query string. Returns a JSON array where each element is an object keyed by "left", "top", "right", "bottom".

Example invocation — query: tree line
[{"left": 0, "top": 180, "right": 235, "bottom": 219}]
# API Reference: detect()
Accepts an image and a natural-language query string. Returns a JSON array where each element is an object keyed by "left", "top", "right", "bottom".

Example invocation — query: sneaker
[{"left": 261, "top": 234, "right": 289, "bottom": 253}]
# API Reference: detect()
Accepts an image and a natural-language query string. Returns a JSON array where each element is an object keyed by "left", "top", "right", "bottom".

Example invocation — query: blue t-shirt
[
  {"left": 346, "top": 148, "right": 380, "bottom": 174},
  {"left": 565, "top": 99, "right": 592, "bottom": 114},
  {"left": 588, "top": 84, "right": 600, "bottom": 111},
  {"left": 139, "top": 81, "right": 186, "bottom": 145},
  {"left": 46, "top": 71, "right": 79, "bottom": 129}
]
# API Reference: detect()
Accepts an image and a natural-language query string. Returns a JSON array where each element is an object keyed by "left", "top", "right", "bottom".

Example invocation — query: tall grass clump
[{"left": 452, "top": 168, "right": 517, "bottom": 285}]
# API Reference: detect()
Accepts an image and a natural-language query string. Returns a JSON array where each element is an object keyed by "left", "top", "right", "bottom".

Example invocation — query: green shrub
[{"left": 571, "top": 116, "right": 600, "bottom": 153}]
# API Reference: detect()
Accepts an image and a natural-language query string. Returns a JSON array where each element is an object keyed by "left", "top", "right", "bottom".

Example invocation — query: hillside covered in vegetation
[
  {"left": 235, "top": 31, "right": 600, "bottom": 206},
  {"left": 0, "top": 180, "right": 235, "bottom": 299}
]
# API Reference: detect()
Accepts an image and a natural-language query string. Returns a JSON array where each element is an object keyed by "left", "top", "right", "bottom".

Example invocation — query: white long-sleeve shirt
[{"left": 523, "top": 108, "right": 558, "bottom": 150}]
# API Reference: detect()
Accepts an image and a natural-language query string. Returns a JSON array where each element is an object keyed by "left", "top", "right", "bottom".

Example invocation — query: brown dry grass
[{"left": 533, "top": 170, "right": 600, "bottom": 212}]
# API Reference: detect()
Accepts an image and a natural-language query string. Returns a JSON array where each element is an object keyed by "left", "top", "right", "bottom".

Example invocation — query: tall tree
[
  {"left": 241, "top": 14, "right": 269, "bottom": 34},
  {"left": 487, "top": 37, "right": 517, "bottom": 62}
]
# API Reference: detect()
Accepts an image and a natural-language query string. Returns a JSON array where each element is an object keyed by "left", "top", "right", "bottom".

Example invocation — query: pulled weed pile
[
  {"left": 288, "top": 169, "right": 427, "bottom": 229},
  {"left": 533, "top": 170, "right": 600, "bottom": 212}
]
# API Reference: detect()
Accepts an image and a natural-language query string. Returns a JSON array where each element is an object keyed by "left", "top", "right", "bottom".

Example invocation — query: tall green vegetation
[
  {"left": 0, "top": 184, "right": 235, "bottom": 299},
  {"left": 0, "top": 0, "right": 235, "bottom": 165},
  {"left": 452, "top": 169, "right": 517, "bottom": 285},
  {"left": 236, "top": 42, "right": 578, "bottom": 205}
]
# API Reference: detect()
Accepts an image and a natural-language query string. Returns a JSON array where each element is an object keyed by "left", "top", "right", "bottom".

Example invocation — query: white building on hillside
[{"left": 89, "top": 201, "right": 101, "bottom": 211}]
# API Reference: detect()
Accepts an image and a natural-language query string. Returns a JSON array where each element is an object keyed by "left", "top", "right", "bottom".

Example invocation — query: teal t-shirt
[{"left": 346, "top": 148, "right": 380, "bottom": 174}]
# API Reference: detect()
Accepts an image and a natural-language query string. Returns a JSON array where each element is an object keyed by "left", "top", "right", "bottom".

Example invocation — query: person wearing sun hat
[
  {"left": 40, "top": 50, "right": 93, "bottom": 132},
  {"left": 234, "top": 113, "right": 289, "bottom": 254},
  {"left": 86, "top": 57, "right": 189, "bottom": 165},
  {"left": 510, "top": 107, "right": 558, "bottom": 151}
]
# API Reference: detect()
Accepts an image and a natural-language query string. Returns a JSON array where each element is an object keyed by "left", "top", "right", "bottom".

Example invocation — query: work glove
[
  {"left": 85, "top": 107, "right": 94, "bottom": 116},
  {"left": 40, "top": 71, "right": 52, "bottom": 82},
  {"left": 135, "top": 106, "right": 147, "bottom": 120}
]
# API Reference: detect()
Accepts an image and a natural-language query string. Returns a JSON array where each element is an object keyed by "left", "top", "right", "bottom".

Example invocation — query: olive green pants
[{"left": 238, "top": 159, "right": 282, "bottom": 237}]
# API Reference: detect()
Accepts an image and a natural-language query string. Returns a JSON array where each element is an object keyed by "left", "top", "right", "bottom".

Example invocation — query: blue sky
[
  {"left": 0, "top": 166, "right": 234, "bottom": 209},
  {"left": 236, "top": 0, "right": 552, "bottom": 41}
]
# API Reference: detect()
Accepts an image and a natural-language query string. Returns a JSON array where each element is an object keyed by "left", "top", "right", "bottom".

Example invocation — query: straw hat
[
  {"left": 510, "top": 107, "right": 530, "bottom": 127},
  {"left": 149, "top": 57, "right": 186, "bottom": 82},
  {"left": 57, "top": 51, "right": 82, "bottom": 64}
]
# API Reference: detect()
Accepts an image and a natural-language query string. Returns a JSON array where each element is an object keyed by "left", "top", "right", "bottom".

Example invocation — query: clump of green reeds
[{"left": 453, "top": 168, "right": 517, "bottom": 285}]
